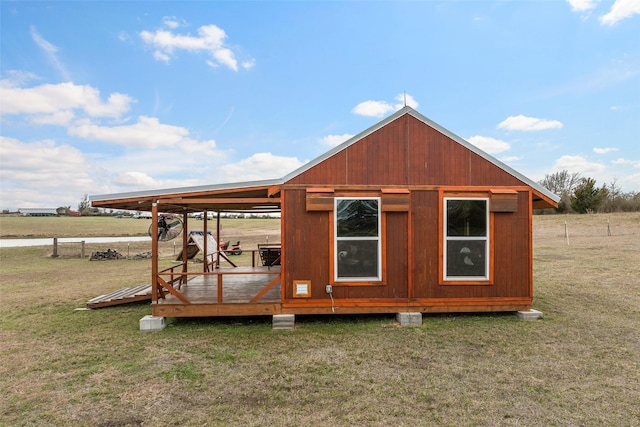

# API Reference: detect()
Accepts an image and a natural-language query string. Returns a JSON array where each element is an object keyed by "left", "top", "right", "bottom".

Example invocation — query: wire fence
[{"left": 50, "top": 238, "right": 153, "bottom": 260}]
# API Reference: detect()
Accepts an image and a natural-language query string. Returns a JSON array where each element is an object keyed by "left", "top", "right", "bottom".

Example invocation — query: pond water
[{"left": 0, "top": 236, "right": 151, "bottom": 248}]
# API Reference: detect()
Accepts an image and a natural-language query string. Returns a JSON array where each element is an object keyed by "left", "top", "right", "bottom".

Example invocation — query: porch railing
[{"left": 154, "top": 262, "right": 280, "bottom": 304}]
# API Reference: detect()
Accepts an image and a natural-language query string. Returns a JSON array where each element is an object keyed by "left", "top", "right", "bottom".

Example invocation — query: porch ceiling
[{"left": 91, "top": 184, "right": 281, "bottom": 214}]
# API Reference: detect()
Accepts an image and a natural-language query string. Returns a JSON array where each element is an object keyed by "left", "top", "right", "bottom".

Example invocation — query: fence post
[
  {"left": 607, "top": 219, "right": 612, "bottom": 236},
  {"left": 52, "top": 237, "right": 58, "bottom": 257},
  {"left": 81, "top": 241, "right": 85, "bottom": 259},
  {"left": 564, "top": 222, "right": 570, "bottom": 246}
]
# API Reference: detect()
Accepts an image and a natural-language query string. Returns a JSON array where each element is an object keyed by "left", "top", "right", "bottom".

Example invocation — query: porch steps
[{"left": 86, "top": 284, "right": 152, "bottom": 309}]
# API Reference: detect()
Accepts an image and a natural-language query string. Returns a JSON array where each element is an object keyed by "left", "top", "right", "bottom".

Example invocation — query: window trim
[
  {"left": 332, "top": 196, "right": 383, "bottom": 284},
  {"left": 440, "top": 195, "right": 494, "bottom": 285}
]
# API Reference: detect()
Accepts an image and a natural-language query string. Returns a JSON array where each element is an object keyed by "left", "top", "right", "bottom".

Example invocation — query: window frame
[
  {"left": 441, "top": 195, "right": 493, "bottom": 285},
  {"left": 333, "top": 196, "right": 383, "bottom": 284}
]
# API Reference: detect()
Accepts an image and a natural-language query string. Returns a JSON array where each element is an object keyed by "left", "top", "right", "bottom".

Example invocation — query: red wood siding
[
  {"left": 410, "top": 190, "right": 531, "bottom": 299},
  {"left": 283, "top": 189, "right": 409, "bottom": 301},
  {"left": 282, "top": 113, "right": 534, "bottom": 310},
  {"left": 283, "top": 190, "right": 331, "bottom": 300},
  {"left": 288, "top": 115, "right": 525, "bottom": 188}
]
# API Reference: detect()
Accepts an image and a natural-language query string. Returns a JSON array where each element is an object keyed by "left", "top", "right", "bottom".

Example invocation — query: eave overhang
[{"left": 91, "top": 180, "right": 282, "bottom": 214}]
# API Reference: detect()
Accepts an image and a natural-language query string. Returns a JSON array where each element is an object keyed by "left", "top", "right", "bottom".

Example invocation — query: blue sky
[{"left": 1, "top": 0, "right": 639, "bottom": 211}]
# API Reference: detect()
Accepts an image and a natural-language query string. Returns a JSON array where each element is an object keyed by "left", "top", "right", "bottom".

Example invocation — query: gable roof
[
  {"left": 91, "top": 107, "right": 558, "bottom": 212},
  {"left": 282, "top": 106, "right": 559, "bottom": 206}
]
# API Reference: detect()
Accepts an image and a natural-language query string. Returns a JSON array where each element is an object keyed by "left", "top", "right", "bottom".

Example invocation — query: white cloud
[
  {"left": 0, "top": 137, "right": 95, "bottom": 209},
  {"left": 30, "top": 25, "right": 57, "bottom": 54},
  {"left": 242, "top": 59, "right": 256, "bottom": 69},
  {"left": 30, "top": 26, "right": 71, "bottom": 81},
  {"left": 397, "top": 93, "right": 419, "bottom": 109},
  {"left": 622, "top": 173, "right": 640, "bottom": 189},
  {"left": 497, "top": 115, "right": 563, "bottom": 131},
  {"left": 68, "top": 116, "right": 219, "bottom": 155},
  {"left": 153, "top": 50, "right": 171, "bottom": 62},
  {"left": 321, "top": 133, "right": 354, "bottom": 148},
  {"left": 352, "top": 93, "right": 419, "bottom": 118},
  {"left": 467, "top": 136, "right": 511, "bottom": 154},
  {"left": 162, "top": 16, "right": 181, "bottom": 29},
  {"left": 30, "top": 110, "right": 76, "bottom": 126},
  {"left": 552, "top": 155, "right": 606, "bottom": 175},
  {"left": 600, "top": 0, "right": 640, "bottom": 25},
  {"left": 566, "top": 0, "right": 598, "bottom": 12},
  {"left": 0, "top": 133, "right": 231, "bottom": 210},
  {"left": 139, "top": 22, "right": 254, "bottom": 71},
  {"left": 352, "top": 100, "right": 396, "bottom": 118},
  {"left": 216, "top": 152, "right": 304, "bottom": 181},
  {"left": 112, "top": 171, "right": 158, "bottom": 187},
  {"left": 500, "top": 155, "right": 524, "bottom": 162},
  {"left": 0, "top": 70, "right": 38, "bottom": 87},
  {"left": 0, "top": 137, "right": 88, "bottom": 184},
  {"left": 612, "top": 158, "right": 640, "bottom": 167},
  {"left": 0, "top": 81, "right": 134, "bottom": 119},
  {"left": 593, "top": 147, "right": 619, "bottom": 154}
]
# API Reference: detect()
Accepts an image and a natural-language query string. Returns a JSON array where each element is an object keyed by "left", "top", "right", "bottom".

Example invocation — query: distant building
[
  {"left": 134, "top": 212, "right": 153, "bottom": 219},
  {"left": 19, "top": 208, "right": 59, "bottom": 217}
]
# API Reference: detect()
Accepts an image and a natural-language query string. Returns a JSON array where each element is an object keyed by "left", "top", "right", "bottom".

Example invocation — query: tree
[
  {"left": 78, "top": 194, "right": 90, "bottom": 214},
  {"left": 570, "top": 177, "right": 609, "bottom": 214},
  {"left": 539, "top": 170, "right": 582, "bottom": 213}
]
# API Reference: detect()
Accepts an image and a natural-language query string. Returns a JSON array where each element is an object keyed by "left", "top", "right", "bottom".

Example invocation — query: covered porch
[{"left": 90, "top": 180, "right": 285, "bottom": 320}]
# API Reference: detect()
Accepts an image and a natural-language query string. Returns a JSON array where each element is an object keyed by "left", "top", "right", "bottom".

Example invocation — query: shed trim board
[{"left": 90, "top": 107, "right": 558, "bottom": 319}]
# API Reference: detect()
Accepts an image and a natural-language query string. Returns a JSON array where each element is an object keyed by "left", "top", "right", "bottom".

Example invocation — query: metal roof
[
  {"left": 90, "top": 178, "right": 282, "bottom": 204},
  {"left": 90, "top": 107, "right": 558, "bottom": 212}
]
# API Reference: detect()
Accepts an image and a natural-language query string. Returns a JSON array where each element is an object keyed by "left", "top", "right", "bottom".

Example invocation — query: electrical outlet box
[{"left": 325, "top": 285, "right": 332, "bottom": 294}]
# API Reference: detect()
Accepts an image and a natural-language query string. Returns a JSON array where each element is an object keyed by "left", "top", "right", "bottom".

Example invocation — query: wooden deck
[{"left": 153, "top": 266, "right": 282, "bottom": 317}]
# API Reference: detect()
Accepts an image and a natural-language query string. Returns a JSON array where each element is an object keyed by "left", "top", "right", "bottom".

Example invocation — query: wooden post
[
  {"left": 151, "top": 202, "right": 159, "bottom": 303},
  {"left": 81, "top": 240, "right": 85, "bottom": 259},
  {"left": 203, "top": 210, "right": 208, "bottom": 272},
  {"left": 565, "top": 221, "right": 570, "bottom": 246},
  {"left": 182, "top": 210, "right": 188, "bottom": 286},
  {"left": 607, "top": 219, "right": 611, "bottom": 236},
  {"left": 52, "top": 237, "right": 58, "bottom": 258},
  {"left": 216, "top": 211, "right": 221, "bottom": 269}
]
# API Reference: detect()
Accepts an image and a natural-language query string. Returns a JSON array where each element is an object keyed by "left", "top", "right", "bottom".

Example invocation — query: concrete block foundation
[
  {"left": 396, "top": 312, "right": 422, "bottom": 326},
  {"left": 516, "top": 309, "right": 543, "bottom": 321},
  {"left": 140, "top": 315, "right": 167, "bottom": 331},
  {"left": 272, "top": 314, "right": 295, "bottom": 330}
]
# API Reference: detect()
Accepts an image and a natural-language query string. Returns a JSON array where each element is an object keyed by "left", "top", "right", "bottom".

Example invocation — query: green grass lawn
[{"left": 0, "top": 213, "right": 638, "bottom": 425}]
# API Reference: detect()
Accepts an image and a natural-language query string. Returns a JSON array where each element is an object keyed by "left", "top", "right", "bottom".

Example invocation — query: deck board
[{"left": 158, "top": 267, "right": 281, "bottom": 305}]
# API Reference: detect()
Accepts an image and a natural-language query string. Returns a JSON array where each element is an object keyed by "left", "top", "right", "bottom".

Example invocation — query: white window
[
  {"left": 444, "top": 198, "right": 489, "bottom": 281},
  {"left": 334, "top": 198, "right": 381, "bottom": 282}
]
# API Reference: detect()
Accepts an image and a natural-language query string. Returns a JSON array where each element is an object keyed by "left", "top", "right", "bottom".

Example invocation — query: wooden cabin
[{"left": 91, "top": 107, "right": 559, "bottom": 326}]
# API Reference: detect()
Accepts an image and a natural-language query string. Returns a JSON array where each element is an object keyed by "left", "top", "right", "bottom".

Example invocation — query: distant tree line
[{"left": 537, "top": 170, "right": 640, "bottom": 214}]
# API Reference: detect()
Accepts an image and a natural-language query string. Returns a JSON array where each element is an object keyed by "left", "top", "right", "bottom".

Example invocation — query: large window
[
  {"left": 334, "top": 198, "right": 381, "bottom": 282},
  {"left": 444, "top": 198, "right": 489, "bottom": 281}
]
